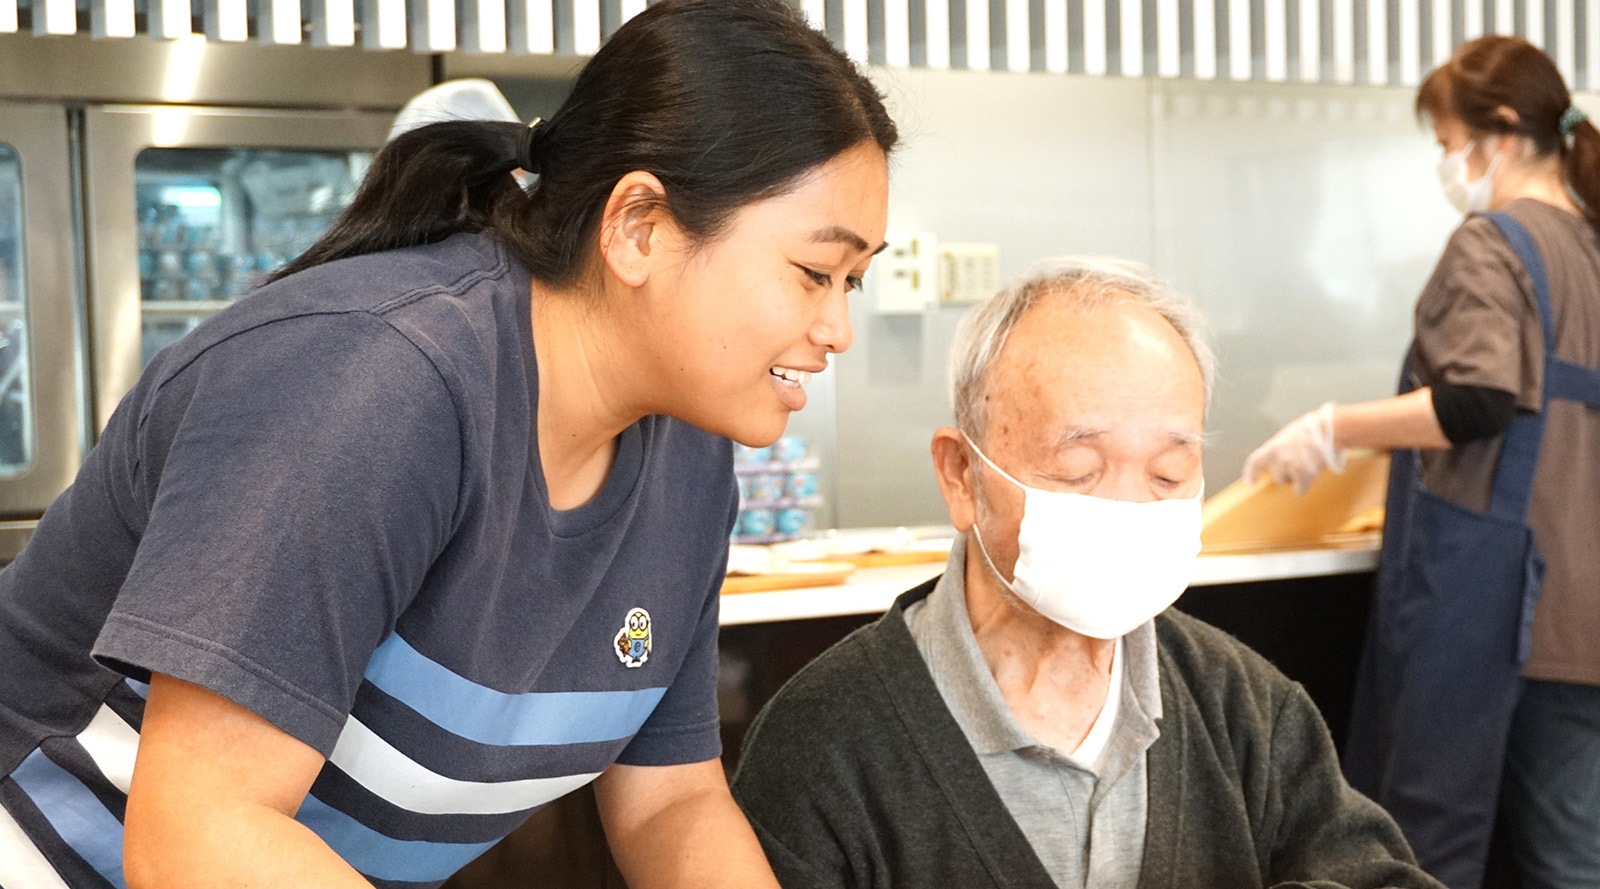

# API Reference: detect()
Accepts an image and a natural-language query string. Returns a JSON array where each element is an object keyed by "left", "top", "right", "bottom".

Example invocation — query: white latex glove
[{"left": 1243, "top": 403, "right": 1347, "bottom": 494}]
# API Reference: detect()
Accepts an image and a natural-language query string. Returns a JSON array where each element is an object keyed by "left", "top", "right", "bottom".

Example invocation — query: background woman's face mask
[
  {"left": 965, "top": 435, "right": 1202, "bottom": 640},
  {"left": 1437, "top": 139, "right": 1501, "bottom": 214}
]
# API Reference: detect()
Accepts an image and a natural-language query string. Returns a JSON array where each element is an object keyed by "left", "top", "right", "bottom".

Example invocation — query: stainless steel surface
[
  {"left": 0, "top": 32, "right": 428, "bottom": 107},
  {"left": 0, "top": 519, "right": 35, "bottom": 564},
  {"left": 83, "top": 105, "right": 393, "bottom": 433},
  {"left": 141, "top": 299, "right": 232, "bottom": 319},
  {"left": 0, "top": 103, "right": 86, "bottom": 519},
  {"left": 439, "top": 52, "right": 588, "bottom": 80}
]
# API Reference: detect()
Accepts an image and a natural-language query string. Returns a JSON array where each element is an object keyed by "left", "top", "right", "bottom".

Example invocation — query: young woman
[
  {"left": 1244, "top": 35, "right": 1600, "bottom": 889},
  {"left": 0, "top": 1, "right": 895, "bottom": 886}
]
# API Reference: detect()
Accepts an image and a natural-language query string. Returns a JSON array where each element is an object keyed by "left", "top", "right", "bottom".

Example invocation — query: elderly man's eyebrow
[
  {"left": 1053, "top": 427, "right": 1106, "bottom": 446},
  {"left": 1050, "top": 428, "right": 1205, "bottom": 448},
  {"left": 810, "top": 225, "right": 889, "bottom": 255}
]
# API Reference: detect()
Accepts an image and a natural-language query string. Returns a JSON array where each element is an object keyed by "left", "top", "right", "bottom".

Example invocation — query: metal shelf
[{"left": 141, "top": 299, "right": 233, "bottom": 319}]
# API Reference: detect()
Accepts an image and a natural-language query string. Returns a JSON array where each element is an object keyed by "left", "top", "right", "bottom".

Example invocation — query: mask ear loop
[
  {"left": 960, "top": 431, "right": 1025, "bottom": 596},
  {"left": 969, "top": 521, "right": 1019, "bottom": 595},
  {"left": 1481, "top": 137, "right": 1505, "bottom": 181},
  {"left": 961, "top": 431, "right": 1027, "bottom": 490}
]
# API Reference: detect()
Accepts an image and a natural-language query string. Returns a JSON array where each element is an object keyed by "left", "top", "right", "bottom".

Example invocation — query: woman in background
[
  {"left": 0, "top": 0, "right": 894, "bottom": 886},
  {"left": 1245, "top": 35, "right": 1600, "bottom": 889}
]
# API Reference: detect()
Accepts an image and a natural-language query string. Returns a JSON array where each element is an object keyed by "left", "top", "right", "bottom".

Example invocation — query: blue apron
[{"left": 1344, "top": 212, "right": 1600, "bottom": 889}]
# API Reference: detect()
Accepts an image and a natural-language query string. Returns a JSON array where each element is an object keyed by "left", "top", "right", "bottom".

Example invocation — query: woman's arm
[
  {"left": 122, "top": 674, "right": 372, "bottom": 889},
  {"left": 1245, "top": 389, "right": 1453, "bottom": 493},
  {"left": 1331, "top": 388, "right": 1452, "bottom": 451},
  {"left": 595, "top": 759, "right": 783, "bottom": 889}
]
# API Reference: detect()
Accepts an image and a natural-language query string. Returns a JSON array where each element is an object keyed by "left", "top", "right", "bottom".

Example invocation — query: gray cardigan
[{"left": 731, "top": 579, "right": 1444, "bottom": 889}]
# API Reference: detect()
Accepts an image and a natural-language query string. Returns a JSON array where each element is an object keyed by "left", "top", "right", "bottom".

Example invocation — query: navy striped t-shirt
[{"left": 0, "top": 233, "right": 737, "bottom": 888}]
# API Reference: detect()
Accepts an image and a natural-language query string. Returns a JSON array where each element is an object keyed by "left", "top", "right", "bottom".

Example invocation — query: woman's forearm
[
  {"left": 124, "top": 802, "right": 373, "bottom": 889},
  {"left": 597, "top": 760, "right": 782, "bottom": 889},
  {"left": 1331, "top": 388, "right": 1453, "bottom": 451},
  {"left": 124, "top": 674, "right": 371, "bottom": 889}
]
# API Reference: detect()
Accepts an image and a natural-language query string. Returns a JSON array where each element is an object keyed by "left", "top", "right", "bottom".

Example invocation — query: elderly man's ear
[{"left": 931, "top": 427, "right": 979, "bottom": 533}]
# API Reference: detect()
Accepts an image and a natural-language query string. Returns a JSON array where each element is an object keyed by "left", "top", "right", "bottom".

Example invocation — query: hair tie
[
  {"left": 1559, "top": 106, "right": 1588, "bottom": 137},
  {"left": 518, "top": 117, "right": 544, "bottom": 170}
]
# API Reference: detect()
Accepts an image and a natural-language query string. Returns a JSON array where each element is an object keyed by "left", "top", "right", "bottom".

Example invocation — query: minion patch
[{"left": 614, "top": 607, "right": 652, "bottom": 668}]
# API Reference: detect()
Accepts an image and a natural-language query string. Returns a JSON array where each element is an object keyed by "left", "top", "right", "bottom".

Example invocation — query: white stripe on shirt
[
  {"left": 0, "top": 800, "right": 73, "bottom": 889},
  {"left": 329, "top": 716, "right": 602, "bottom": 816},
  {"left": 76, "top": 705, "right": 141, "bottom": 795}
]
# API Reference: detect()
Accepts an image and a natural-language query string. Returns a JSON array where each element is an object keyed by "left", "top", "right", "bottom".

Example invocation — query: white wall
[
  {"left": 822, "top": 69, "right": 1461, "bottom": 528},
  {"left": 1150, "top": 79, "right": 1461, "bottom": 495}
]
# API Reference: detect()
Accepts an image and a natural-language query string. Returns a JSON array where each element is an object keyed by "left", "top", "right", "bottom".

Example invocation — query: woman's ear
[
  {"left": 598, "top": 171, "right": 670, "bottom": 288},
  {"left": 1494, "top": 104, "right": 1522, "bottom": 128}
]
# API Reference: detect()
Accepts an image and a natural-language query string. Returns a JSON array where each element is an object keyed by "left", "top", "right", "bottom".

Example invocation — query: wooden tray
[
  {"left": 822, "top": 546, "right": 952, "bottom": 569},
  {"left": 1202, "top": 450, "right": 1389, "bottom": 552},
  {"left": 721, "top": 561, "right": 855, "bottom": 595}
]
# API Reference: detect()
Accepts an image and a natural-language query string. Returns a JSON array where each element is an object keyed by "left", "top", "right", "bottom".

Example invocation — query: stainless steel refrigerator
[
  {"left": 82, "top": 105, "right": 392, "bottom": 434},
  {"left": 0, "top": 101, "right": 83, "bottom": 543},
  {"left": 0, "top": 34, "right": 427, "bottom": 561}
]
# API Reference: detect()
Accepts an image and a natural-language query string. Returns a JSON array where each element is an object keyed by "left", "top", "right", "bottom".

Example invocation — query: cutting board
[
  {"left": 1201, "top": 450, "right": 1389, "bottom": 554},
  {"left": 722, "top": 561, "right": 855, "bottom": 594}
]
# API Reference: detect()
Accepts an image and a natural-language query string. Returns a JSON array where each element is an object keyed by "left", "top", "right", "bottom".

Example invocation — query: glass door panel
[
  {"left": 0, "top": 145, "right": 31, "bottom": 478},
  {"left": 136, "top": 148, "right": 373, "bottom": 365}
]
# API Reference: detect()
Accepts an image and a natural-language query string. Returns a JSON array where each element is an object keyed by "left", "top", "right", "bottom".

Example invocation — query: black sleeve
[{"left": 1430, "top": 381, "right": 1517, "bottom": 445}]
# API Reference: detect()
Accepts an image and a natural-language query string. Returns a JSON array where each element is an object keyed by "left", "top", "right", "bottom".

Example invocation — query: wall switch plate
[
  {"left": 869, "top": 230, "right": 938, "bottom": 315},
  {"left": 939, "top": 243, "right": 1001, "bottom": 305}
]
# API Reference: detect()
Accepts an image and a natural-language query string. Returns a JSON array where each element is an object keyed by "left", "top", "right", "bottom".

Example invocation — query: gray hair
[{"left": 949, "top": 256, "right": 1216, "bottom": 442}]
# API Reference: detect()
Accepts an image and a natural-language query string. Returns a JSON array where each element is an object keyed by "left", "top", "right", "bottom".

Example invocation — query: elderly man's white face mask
[{"left": 964, "top": 432, "right": 1202, "bottom": 640}]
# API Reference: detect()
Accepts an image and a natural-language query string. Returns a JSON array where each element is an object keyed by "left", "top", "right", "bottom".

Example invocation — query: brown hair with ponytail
[{"left": 1417, "top": 35, "right": 1600, "bottom": 232}]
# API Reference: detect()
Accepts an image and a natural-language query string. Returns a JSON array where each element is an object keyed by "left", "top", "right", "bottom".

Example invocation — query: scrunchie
[{"left": 1559, "top": 106, "right": 1588, "bottom": 137}]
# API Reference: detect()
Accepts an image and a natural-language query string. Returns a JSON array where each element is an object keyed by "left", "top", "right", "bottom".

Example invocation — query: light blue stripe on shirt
[
  {"left": 9, "top": 748, "right": 129, "bottom": 889},
  {"left": 363, "top": 633, "right": 667, "bottom": 746},
  {"left": 295, "top": 793, "right": 500, "bottom": 883}
]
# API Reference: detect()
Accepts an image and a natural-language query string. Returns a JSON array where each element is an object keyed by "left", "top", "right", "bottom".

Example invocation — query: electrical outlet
[
  {"left": 939, "top": 243, "right": 1001, "bottom": 305},
  {"left": 869, "top": 231, "right": 938, "bottom": 315}
]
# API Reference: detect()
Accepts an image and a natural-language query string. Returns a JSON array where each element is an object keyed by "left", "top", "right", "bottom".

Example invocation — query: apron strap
[
  {"left": 1481, "top": 213, "right": 1553, "bottom": 523},
  {"left": 1547, "top": 358, "right": 1600, "bottom": 408}
]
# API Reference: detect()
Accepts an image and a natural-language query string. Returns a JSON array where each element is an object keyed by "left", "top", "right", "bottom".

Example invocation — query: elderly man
[{"left": 730, "top": 259, "right": 1442, "bottom": 889}]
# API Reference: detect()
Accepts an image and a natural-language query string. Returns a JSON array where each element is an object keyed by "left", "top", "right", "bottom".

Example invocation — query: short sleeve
[
  {"left": 613, "top": 493, "right": 737, "bottom": 767},
  {"left": 92, "top": 312, "right": 463, "bottom": 755},
  {"left": 1413, "top": 218, "right": 1541, "bottom": 411}
]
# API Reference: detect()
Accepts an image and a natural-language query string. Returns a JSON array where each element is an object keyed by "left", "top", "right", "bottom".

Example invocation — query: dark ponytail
[
  {"left": 273, "top": 0, "right": 898, "bottom": 287},
  {"left": 1563, "top": 118, "right": 1600, "bottom": 228},
  {"left": 1417, "top": 35, "right": 1600, "bottom": 233},
  {"left": 273, "top": 121, "right": 527, "bottom": 280}
]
